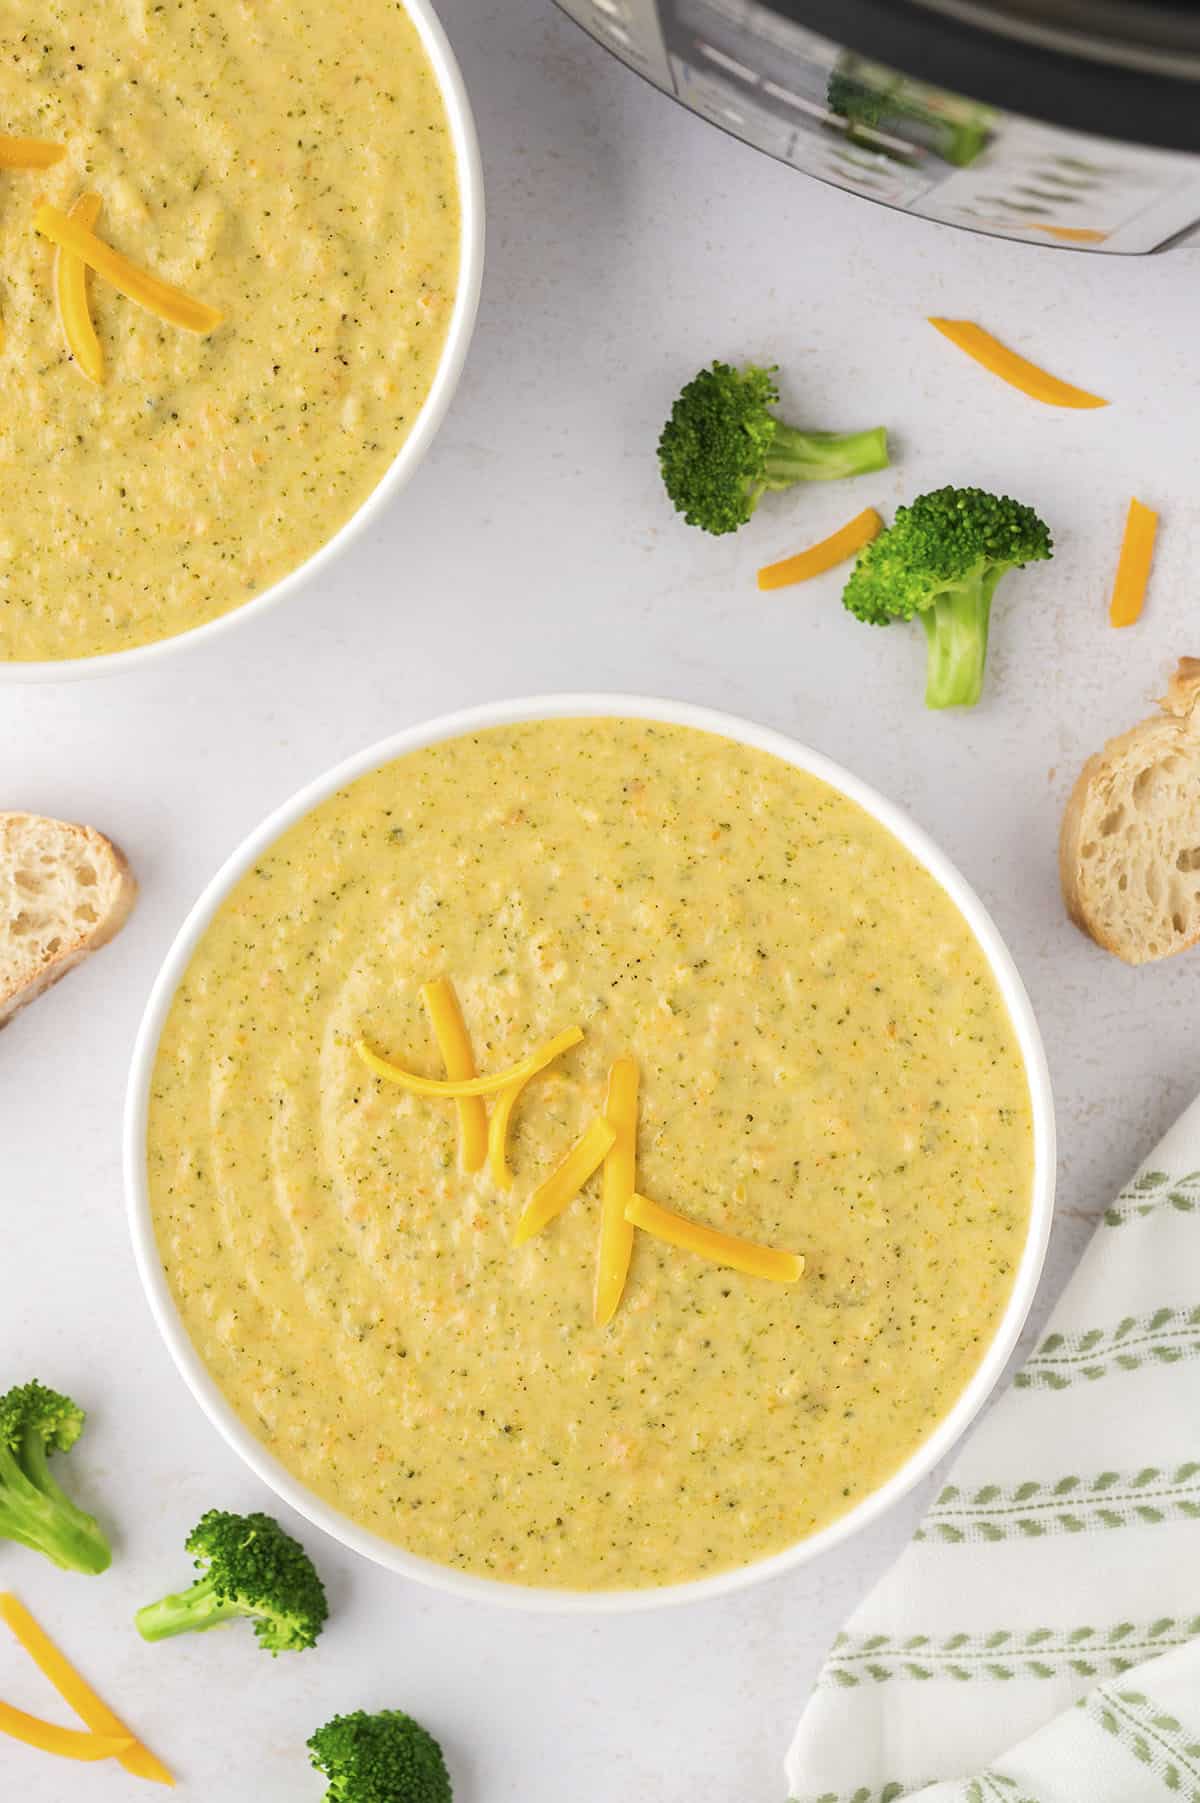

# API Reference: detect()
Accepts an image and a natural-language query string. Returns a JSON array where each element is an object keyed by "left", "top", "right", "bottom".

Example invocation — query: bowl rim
[
  {"left": 0, "top": 0, "right": 484, "bottom": 684},
  {"left": 124, "top": 692, "right": 1056, "bottom": 1614}
]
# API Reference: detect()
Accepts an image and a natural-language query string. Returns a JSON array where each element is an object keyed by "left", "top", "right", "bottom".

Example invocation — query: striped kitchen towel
[{"left": 787, "top": 1091, "right": 1200, "bottom": 1803}]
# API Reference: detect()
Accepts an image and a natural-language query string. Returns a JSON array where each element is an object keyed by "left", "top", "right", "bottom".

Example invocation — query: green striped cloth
[{"left": 787, "top": 1098, "right": 1200, "bottom": 1803}]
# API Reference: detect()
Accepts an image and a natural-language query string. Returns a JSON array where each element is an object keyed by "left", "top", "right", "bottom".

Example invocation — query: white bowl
[
  {"left": 3, "top": 0, "right": 484, "bottom": 684},
  {"left": 125, "top": 693, "right": 1056, "bottom": 1613}
]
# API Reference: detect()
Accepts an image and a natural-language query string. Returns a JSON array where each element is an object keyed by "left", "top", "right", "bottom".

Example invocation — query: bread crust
[
  {"left": 0, "top": 812, "right": 137, "bottom": 1027},
  {"left": 1059, "top": 752, "right": 1116, "bottom": 946},
  {"left": 1059, "top": 660, "right": 1200, "bottom": 964}
]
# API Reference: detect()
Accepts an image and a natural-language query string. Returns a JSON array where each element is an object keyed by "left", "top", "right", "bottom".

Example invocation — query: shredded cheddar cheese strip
[
  {"left": 356, "top": 1026, "right": 583, "bottom": 1098},
  {"left": 420, "top": 979, "right": 487, "bottom": 1173},
  {"left": 624, "top": 1193, "right": 803, "bottom": 1284},
  {"left": 0, "top": 1699, "right": 132, "bottom": 1761},
  {"left": 928, "top": 318, "right": 1108, "bottom": 410},
  {"left": 1109, "top": 497, "right": 1159, "bottom": 629},
  {"left": 55, "top": 192, "right": 104, "bottom": 385},
  {"left": 34, "top": 204, "right": 223, "bottom": 335},
  {"left": 757, "top": 507, "right": 883, "bottom": 591},
  {"left": 513, "top": 1117, "right": 616, "bottom": 1247},
  {"left": 0, "top": 1594, "right": 174, "bottom": 1787},
  {"left": 0, "top": 135, "right": 65, "bottom": 169},
  {"left": 488, "top": 1073, "right": 536, "bottom": 1189},
  {"left": 1024, "top": 222, "right": 1107, "bottom": 244},
  {"left": 595, "top": 1057, "right": 638, "bottom": 1325}
]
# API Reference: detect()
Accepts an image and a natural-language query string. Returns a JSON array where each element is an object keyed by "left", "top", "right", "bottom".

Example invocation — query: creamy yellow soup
[
  {"left": 0, "top": 0, "right": 459, "bottom": 662},
  {"left": 147, "top": 720, "right": 1033, "bottom": 1590}
]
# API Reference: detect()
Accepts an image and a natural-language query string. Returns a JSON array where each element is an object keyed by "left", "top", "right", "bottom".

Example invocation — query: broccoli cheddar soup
[
  {"left": 0, "top": 0, "right": 459, "bottom": 662},
  {"left": 146, "top": 720, "right": 1034, "bottom": 1591}
]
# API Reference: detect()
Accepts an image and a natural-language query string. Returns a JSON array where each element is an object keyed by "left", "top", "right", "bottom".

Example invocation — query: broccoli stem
[
  {"left": 921, "top": 567, "right": 1004, "bottom": 708},
  {"left": 0, "top": 1434, "right": 110, "bottom": 1574},
  {"left": 763, "top": 424, "right": 889, "bottom": 487},
  {"left": 135, "top": 1577, "right": 248, "bottom": 1642},
  {"left": 939, "top": 119, "right": 989, "bottom": 167}
]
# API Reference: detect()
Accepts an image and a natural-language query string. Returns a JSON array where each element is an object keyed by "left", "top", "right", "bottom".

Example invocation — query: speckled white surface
[{"left": 4, "top": 2, "right": 1200, "bottom": 1798}]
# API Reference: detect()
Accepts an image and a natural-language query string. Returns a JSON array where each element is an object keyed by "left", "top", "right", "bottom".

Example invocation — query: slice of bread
[
  {"left": 0, "top": 812, "right": 137, "bottom": 1027},
  {"left": 1060, "top": 658, "right": 1200, "bottom": 964}
]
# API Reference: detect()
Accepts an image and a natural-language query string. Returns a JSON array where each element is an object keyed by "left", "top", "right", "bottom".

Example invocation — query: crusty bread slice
[
  {"left": 0, "top": 812, "right": 136, "bottom": 1027},
  {"left": 1061, "top": 658, "right": 1200, "bottom": 964}
]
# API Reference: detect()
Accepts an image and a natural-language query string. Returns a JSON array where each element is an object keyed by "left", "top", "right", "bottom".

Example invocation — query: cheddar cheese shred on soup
[
  {"left": 147, "top": 720, "right": 1033, "bottom": 1591},
  {"left": 0, "top": 1, "right": 459, "bottom": 661}
]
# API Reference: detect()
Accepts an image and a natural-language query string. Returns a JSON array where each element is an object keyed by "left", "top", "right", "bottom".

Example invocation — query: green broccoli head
[
  {"left": 657, "top": 360, "right": 889, "bottom": 535},
  {"left": 826, "top": 71, "right": 885, "bottom": 130},
  {"left": 308, "top": 1709, "right": 452, "bottom": 1803},
  {"left": 134, "top": 1508, "right": 328, "bottom": 1653},
  {"left": 0, "top": 1380, "right": 111, "bottom": 1574},
  {"left": 843, "top": 485, "right": 1052, "bottom": 708}
]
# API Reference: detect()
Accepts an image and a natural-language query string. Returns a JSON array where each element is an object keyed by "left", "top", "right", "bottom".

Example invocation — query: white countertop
[{"left": 5, "top": 2, "right": 1200, "bottom": 1798}]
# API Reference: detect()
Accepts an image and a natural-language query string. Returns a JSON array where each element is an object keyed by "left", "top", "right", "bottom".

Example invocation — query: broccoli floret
[
  {"left": 658, "top": 361, "right": 889, "bottom": 536},
  {"left": 134, "top": 1509, "right": 328, "bottom": 1653},
  {"left": 842, "top": 485, "right": 1052, "bottom": 709},
  {"left": 826, "top": 66, "right": 991, "bottom": 167},
  {"left": 826, "top": 70, "right": 886, "bottom": 132},
  {"left": 308, "top": 1709, "right": 452, "bottom": 1803},
  {"left": 0, "top": 1381, "right": 111, "bottom": 1574}
]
